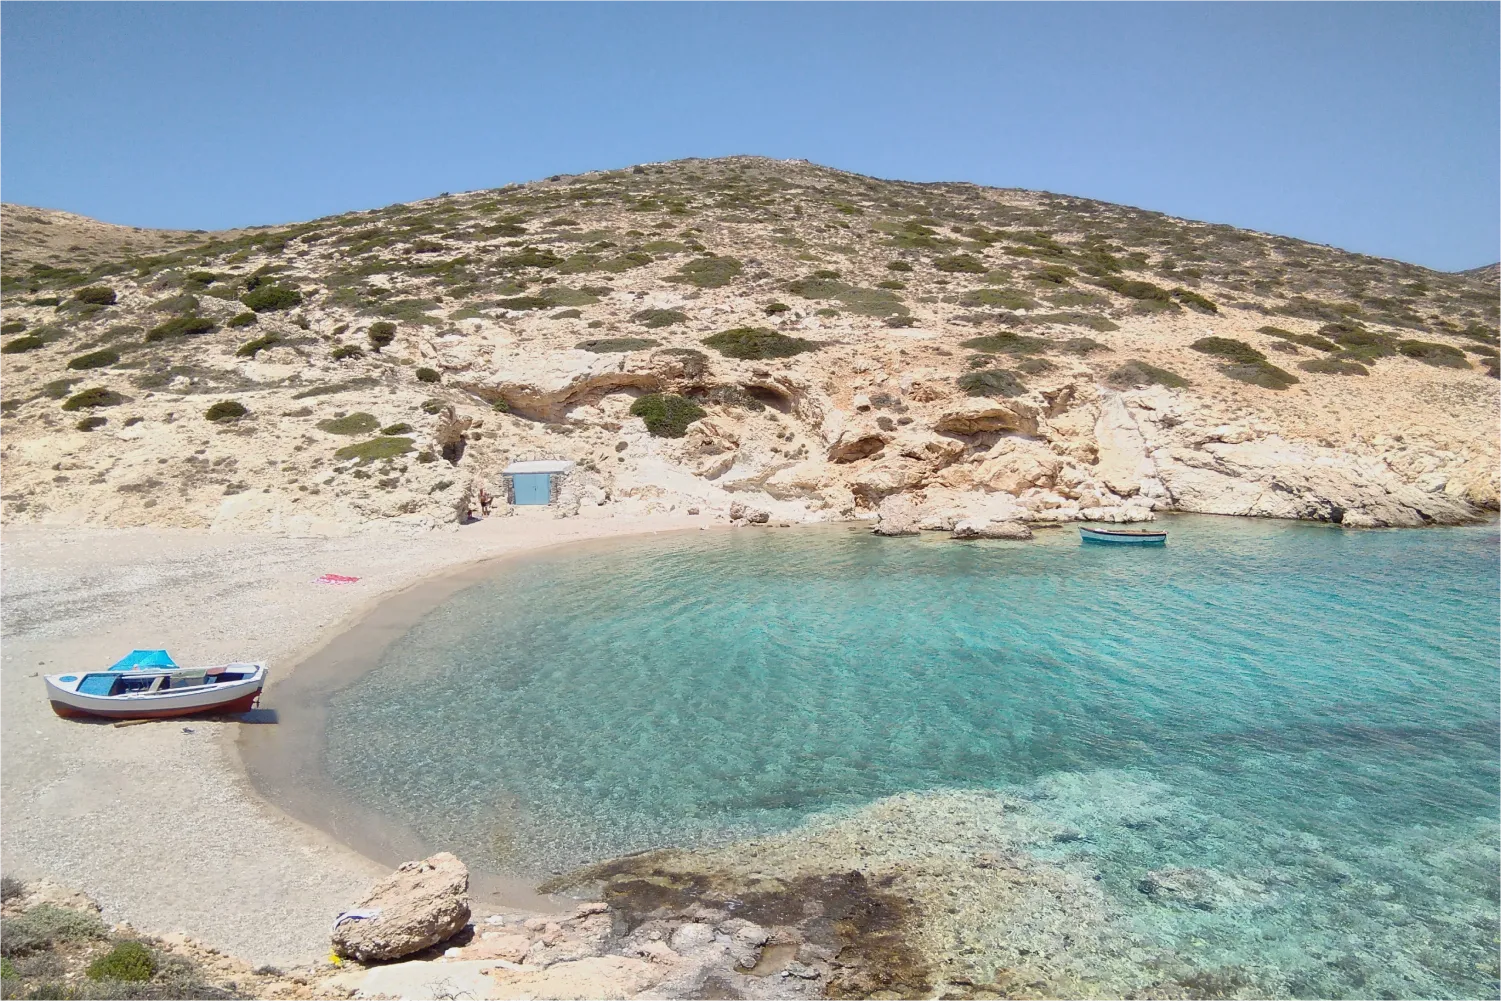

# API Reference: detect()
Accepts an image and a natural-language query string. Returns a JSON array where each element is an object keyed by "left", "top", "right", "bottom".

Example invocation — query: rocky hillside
[{"left": 1, "top": 157, "right": 1496, "bottom": 532}]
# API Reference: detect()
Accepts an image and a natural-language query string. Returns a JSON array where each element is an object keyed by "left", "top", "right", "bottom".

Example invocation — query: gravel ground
[{"left": 0, "top": 510, "right": 705, "bottom": 965}]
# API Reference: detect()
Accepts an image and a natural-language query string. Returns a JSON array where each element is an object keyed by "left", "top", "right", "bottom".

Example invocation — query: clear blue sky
[{"left": 3, "top": 2, "right": 1496, "bottom": 271}]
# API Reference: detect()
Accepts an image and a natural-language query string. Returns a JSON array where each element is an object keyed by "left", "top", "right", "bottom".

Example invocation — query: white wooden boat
[
  {"left": 44, "top": 650, "right": 267, "bottom": 720},
  {"left": 1079, "top": 525, "right": 1167, "bottom": 545}
]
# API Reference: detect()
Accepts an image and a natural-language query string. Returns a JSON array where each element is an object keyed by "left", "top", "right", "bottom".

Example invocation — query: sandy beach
[{"left": 0, "top": 510, "right": 709, "bottom": 967}]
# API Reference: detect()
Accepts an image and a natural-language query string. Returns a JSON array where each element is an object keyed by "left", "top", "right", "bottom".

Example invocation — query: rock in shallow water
[
  {"left": 951, "top": 519, "right": 1034, "bottom": 540},
  {"left": 331, "top": 852, "right": 471, "bottom": 961}
]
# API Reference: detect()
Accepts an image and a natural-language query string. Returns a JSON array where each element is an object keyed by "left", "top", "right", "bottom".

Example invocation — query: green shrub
[
  {"left": 154, "top": 293, "right": 200, "bottom": 315},
  {"left": 67, "top": 349, "right": 119, "bottom": 370},
  {"left": 1258, "top": 325, "right": 1337, "bottom": 352},
  {"left": 1298, "top": 358, "right": 1369, "bottom": 376},
  {"left": 633, "top": 309, "right": 687, "bottom": 328},
  {"left": 885, "top": 315, "right": 917, "bottom": 328},
  {"left": 933, "top": 254, "right": 987, "bottom": 274},
  {"left": 496, "top": 246, "right": 562, "bottom": 270},
  {"left": 2, "top": 335, "right": 47, "bottom": 354},
  {"left": 1032, "top": 264, "right": 1077, "bottom": 285},
  {"left": 184, "top": 270, "right": 219, "bottom": 287},
  {"left": 876, "top": 280, "right": 906, "bottom": 290},
  {"left": 786, "top": 276, "right": 846, "bottom": 299},
  {"left": 1047, "top": 289, "right": 1110, "bottom": 309},
  {"left": 1320, "top": 322, "right": 1395, "bottom": 359},
  {"left": 331, "top": 345, "right": 363, "bottom": 361},
  {"left": 1191, "top": 337, "right": 1264, "bottom": 363},
  {"left": 31, "top": 297, "right": 61, "bottom": 307},
  {"left": 380, "top": 422, "right": 413, "bottom": 435},
  {"left": 1015, "top": 357, "right": 1056, "bottom": 375},
  {"left": 702, "top": 327, "right": 817, "bottom": 360},
  {"left": 1220, "top": 360, "right": 1299, "bottom": 390},
  {"left": 764, "top": 302, "right": 790, "bottom": 315},
  {"left": 75, "top": 416, "right": 107, "bottom": 432},
  {"left": 235, "top": 334, "right": 280, "bottom": 358},
  {"left": 241, "top": 285, "right": 302, "bottom": 313},
  {"left": 73, "top": 286, "right": 117, "bottom": 306},
  {"left": 60, "top": 388, "right": 123, "bottom": 411},
  {"left": 1032, "top": 311, "right": 1119, "bottom": 332},
  {"left": 629, "top": 393, "right": 706, "bottom": 438},
  {"left": 317, "top": 412, "right": 379, "bottom": 435},
  {"left": 550, "top": 309, "right": 583, "bottom": 320},
  {"left": 1171, "top": 288, "right": 1218, "bottom": 313},
  {"left": 421, "top": 398, "right": 445, "bottom": 414},
  {"left": 145, "top": 316, "right": 214, "bottom": 342},
  {"left": 960, "top": 332, "right": 1051, "bottom": 355},
  {"left": 0, "top": 878, "right": 22, "bottom": 902},
  {"left": 665, "top": 256, "right": 743, "bottom": 289},
  {"left": 0, "top": 905, "right": 108, "bottom": 956},
  {"left": 957, "top": 368, "right": 1026, "bottom": 398},
  {"left": 1396, "top": 339, "right": 1471, "bottom": 369},
  {"left": 87, "top": 941, "right": 156, "bottom": 982},
  {"left": 226, "top": 311, "right": 257, "bottom": 328},
  {"left": 495, "top": 295, "right": 552, "bottom": 311},
  {"left": 1060, "top": 337, "right": 1110, "bottom": 354},
  {"left": 1105, "top": 360, "right": 1189, "bottom": 390},
  {"left": 886, "top": 260, "right": 913, "bottom": 272},
  {"left": 204, "top": 400, "right": 247, "bottom": 422},
  {"left": 576, "top": 337, "right": 658, "bottom": 353},
  {"left": 335, "top": 436, "right": 414, "bottom": 463},
  {"left": 0, "top": 321, "right": 26, "bottom": 335},
  {"left": 0, "top": 955, "right": 14, "bottom": 978},
  {"left": 416, "top": 367, "right": 441, "bottom": 383},
  {"left": 367, "top": 321, "right": 397, "bottom": 351},
  {"left": 960, "top": 288, "right": 1039, "bottom": 310},
  {"left": 1094, "top": 275, "right": 1174, "bottom": 303}
]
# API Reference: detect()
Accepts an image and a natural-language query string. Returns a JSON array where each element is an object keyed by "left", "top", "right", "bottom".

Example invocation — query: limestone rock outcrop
[{"left": 331, "top": 852, "right": 471, "bottom": 961}]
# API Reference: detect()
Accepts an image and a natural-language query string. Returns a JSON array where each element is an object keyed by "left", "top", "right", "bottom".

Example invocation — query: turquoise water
[{"left": 326, "top": 516, "right": 1499, "bottom": 997}]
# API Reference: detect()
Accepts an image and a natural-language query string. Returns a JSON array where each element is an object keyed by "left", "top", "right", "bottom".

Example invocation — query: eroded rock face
[
  {"left": 331, "top": 852, "right": 471, "bottom": 961},
  {"left": 933, "top": 399, "right": 1040, "bottom": 437}
]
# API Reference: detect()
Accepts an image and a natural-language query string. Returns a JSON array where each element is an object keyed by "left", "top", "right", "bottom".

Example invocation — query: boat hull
[
  {"left": 48, "top": 687, "right": 262, "bottom": 720},
  {"left": 1080, "top": 526, "right": 1167, "bottom": 545}
]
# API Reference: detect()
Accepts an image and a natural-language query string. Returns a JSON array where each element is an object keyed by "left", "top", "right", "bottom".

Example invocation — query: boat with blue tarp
[{"left": 44, "top": 650, "right": 267, "bottom": 720}]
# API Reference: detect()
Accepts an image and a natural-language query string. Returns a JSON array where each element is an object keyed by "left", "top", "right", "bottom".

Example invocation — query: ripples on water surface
[{"left": 327, "top": 516, "right": 1499, "bottom": 997}]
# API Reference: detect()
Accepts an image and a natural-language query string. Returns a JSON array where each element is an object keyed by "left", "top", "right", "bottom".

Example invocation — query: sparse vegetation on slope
[{"left": 0, "top": 155, "right": 1493, "bottom": 532}]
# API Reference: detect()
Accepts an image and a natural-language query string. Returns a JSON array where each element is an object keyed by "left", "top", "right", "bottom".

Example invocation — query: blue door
[{"left": 512, "top": 473, "right": 551, "bottom": 505}]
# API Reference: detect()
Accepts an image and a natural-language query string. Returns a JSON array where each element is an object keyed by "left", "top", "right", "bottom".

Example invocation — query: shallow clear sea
[{"left": 326, "top": 516, "right": 1499, "bottom": 998}]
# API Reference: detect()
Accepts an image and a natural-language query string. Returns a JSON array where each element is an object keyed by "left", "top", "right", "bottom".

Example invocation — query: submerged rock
[
  {"left": 331, "top": 852, "right": 471, "bottom": 961},
  {"left": 1137, "top": 866, "right": 1268, "bottom": 911}
]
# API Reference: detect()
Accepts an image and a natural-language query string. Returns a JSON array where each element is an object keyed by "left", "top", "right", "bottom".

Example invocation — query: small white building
[{"left": 501, "top": 459, "right": 575, "bottom": 506}]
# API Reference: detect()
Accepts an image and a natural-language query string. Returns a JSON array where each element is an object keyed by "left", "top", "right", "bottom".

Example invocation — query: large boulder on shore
[{"left": 331, "top": 853, "right": 471, "bottom": 962}]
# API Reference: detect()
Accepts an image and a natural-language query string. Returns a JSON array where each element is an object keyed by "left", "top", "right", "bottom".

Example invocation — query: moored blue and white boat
[
  {"left": 44, "top": 649, "right": 267, "bottom": 720},
  {"left": 1079, "top": 525, "right": 1167, "bottom": 545}
]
